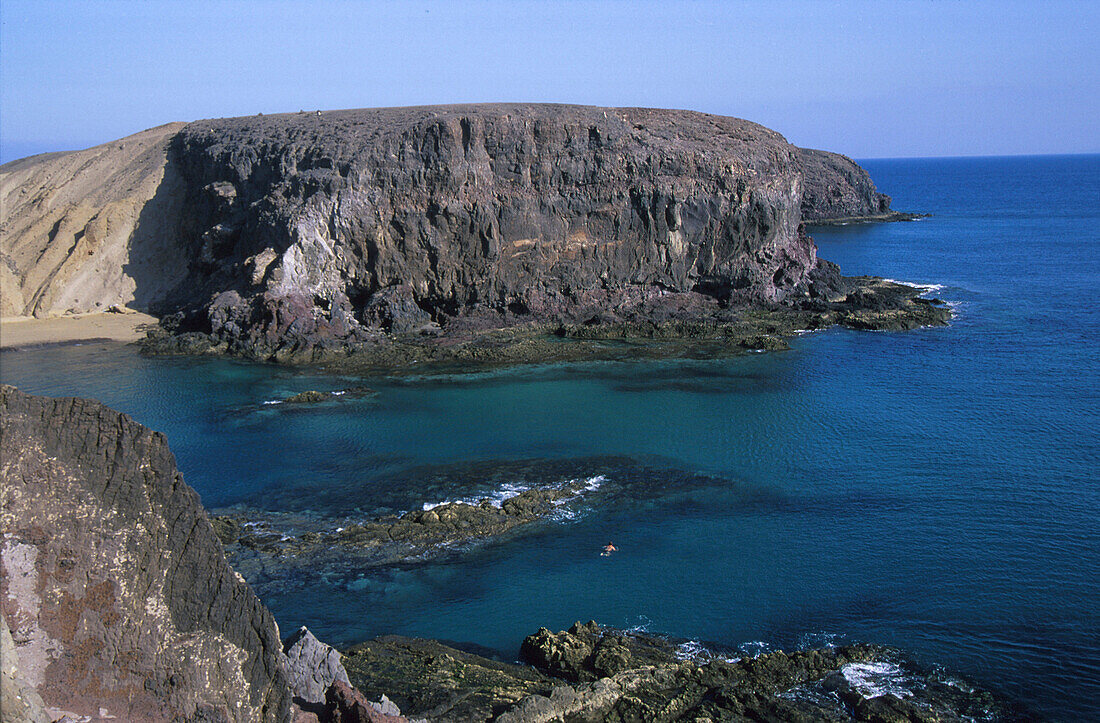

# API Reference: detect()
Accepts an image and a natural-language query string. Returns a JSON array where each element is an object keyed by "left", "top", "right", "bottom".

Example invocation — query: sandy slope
[
  {"left": 0, "top": 311, "right": 159, "bottom": 348},
  {"left": 0, "top": 122, "right": 188, "bottom": 318}
]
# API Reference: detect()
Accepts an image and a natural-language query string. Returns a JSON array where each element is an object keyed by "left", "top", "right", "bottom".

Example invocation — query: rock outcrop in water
[
  {"left": 213, "top": 477, "right": 602, "bottom": 580},
  {"left": 344, "top": 622, "right": 1011, "bottom": 722},
  {"left": 0, "top": 384, "right": 292, "bottom": 721},
  {"left": 2, "top": 104, "right": 944, "bottom": 365}
]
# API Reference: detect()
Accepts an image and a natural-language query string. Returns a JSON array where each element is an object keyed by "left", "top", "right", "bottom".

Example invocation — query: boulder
[
  {"left": 282, "top": 626, "right": 351, "bottom": 706},
  {"left": 0, "top": 385, "right": 291, "bottom": 721}
]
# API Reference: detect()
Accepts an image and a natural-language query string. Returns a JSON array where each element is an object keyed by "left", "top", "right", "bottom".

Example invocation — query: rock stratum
[
  {"left": 0, "top": 384, "right": 291, "bottom": 722},
  {"left": 1, "top": 104, "right": 941, "bottom": 365}
]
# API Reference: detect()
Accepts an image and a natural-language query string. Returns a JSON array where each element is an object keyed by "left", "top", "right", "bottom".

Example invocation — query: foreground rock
[
  {"left": 343, "top": 622, "right": 1013, "bottom": 722},
  {"left": 283, "top": 626, "right": 352, "bottom": 707},
  {"left": 0, "top": 384, "right": 292, "bottom": 721}
]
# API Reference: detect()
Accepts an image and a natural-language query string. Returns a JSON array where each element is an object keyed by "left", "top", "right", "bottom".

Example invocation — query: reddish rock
[
  {"left": 0, "top": 385, "right": 291, "bottom": 722},
  {"left": 325, "top": 680, "right": 406, "bottom": 722}
]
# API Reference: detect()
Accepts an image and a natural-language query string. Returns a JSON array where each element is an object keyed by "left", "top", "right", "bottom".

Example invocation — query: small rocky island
[
  {"left": 1, "top": 386, "right": 1019, "bottom": 721},
  {"left": 2, "top": 104, "right": 946, "bottom": 369}
]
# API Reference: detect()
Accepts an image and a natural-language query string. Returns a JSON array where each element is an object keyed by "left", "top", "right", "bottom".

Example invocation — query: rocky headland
[
  {"left": 795, "top": 147, "right": 927, "bottom": 225},
  {"left": 2, "top": 104, "right": 945, "bottom": 368}
]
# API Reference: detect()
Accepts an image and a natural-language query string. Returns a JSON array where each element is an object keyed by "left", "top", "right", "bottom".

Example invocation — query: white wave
[
  {"left": 738, "top": 640, "right": 773, "bottom": 658},
  {"left": 332, "top": 390, "right": 346, "bottom": 396},
  {"left": 882, "top": 278, "right": 945, "bottom": 292},
  {"left": 422, "top": 474, "right": 607, "bottom": 512},
  {"left": 841, "top": 661, "right": 913, "bottom": 699},
  {"left": 675, "top": 640, "right": 711, "bottom": 661},
  {"left": 262, "top": 399, "right": 283, "bottom": 405},
  {"left": 797, "top": 631, "right": 841, "bottom": 650},
  {"left": 551, "top": 475, "right": 607, "bottom": 505},
  {"left": 422, "top": 481, "right": 532, "bottom": 511}
]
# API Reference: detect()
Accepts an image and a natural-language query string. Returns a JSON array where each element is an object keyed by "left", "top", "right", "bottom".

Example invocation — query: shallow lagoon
[{"left": 3, "top": 155, "right": 1097, "bottom": 719}]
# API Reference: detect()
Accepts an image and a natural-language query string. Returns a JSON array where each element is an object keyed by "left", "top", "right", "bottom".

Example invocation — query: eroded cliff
[
  {"left": 0, "top": 385, "right": 291, "bottom": 722},
  {"left": 2, "top": 104, "right": 941, "bottom": 363},
  {"left": 0, "top": 123, "right": 191, "bottom": 319}
]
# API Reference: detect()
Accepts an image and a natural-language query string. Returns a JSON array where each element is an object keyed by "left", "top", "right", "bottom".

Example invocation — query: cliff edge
[
  {"left": 1, "top": 105, "right": 941, "bottom": 364},
  {"left": 0, "top": 384, "right": 291, "bottom": 722}
]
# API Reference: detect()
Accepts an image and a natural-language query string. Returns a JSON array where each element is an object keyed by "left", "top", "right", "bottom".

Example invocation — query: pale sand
[{"left": 0, "top": 312, "right": 159, "bottom": 349}]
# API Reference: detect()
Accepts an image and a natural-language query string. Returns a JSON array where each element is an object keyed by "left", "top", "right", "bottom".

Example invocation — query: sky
[{"left": 1, "top": 0, "right": 1097, "bottom": 162}]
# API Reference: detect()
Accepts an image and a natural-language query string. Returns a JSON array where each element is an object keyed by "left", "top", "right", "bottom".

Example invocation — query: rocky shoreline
[
  {"left": 0, "top": 385, "right": 1029, "bottom": 722},
  {"left": 340, "top": 621, "right": 1016, "bottom": 722},
  {"left": 141, "top": 273, "right": 951, "bottom": 369},
  {"left": 806, "top": 211, "right": 930, "bottom": 226}
]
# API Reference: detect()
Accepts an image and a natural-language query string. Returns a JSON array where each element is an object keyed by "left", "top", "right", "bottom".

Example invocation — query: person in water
[{"left": 603, "top": 542, "right": 617, "bottom": 554}]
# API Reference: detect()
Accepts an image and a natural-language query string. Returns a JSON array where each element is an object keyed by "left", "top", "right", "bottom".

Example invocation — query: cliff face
[
  {"left": 1, "top": 104, "right": 925, "bottom": 359},
  {"left": 796, "top": 146, "right": 892, "bottom": 222},
  {"left": 0, "top": 385, "right": 291, "bottom": 722},
  {"left": 164, "top": 104, "right": 815, "bottom": 348}
]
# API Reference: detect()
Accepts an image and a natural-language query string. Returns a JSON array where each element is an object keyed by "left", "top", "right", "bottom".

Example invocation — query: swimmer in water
[{"left": 603, "top": 542, "right": 617, "bottom": 555}]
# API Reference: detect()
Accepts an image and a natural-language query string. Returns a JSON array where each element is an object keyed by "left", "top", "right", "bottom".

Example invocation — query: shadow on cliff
[{"left": 121, "top": 138, "right": 194, "bottom": 315}]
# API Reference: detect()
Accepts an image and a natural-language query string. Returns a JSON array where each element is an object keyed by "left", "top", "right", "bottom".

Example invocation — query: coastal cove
[{"left": 2, "top": 154, "right": 1098, "bottom": 720}]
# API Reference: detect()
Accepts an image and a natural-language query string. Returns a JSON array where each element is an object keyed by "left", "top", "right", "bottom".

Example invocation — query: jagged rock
[
  {"left": 1, "top": 614, "right": 51, "bottom": 723},
  {"left": 324, "top": 681, "right": 407, "bottom": 722},
  {"left": 361, "top": 285, "right": 433, "bottom": 334},
  {"left": 0, "top": 385, "right": 291, "bottom": 722},
  {"left": 520, "top": 620, "right": 688, "bottom": 683},
  {"left": 282, "top": 626, "right": 351, "bottom": 706}
]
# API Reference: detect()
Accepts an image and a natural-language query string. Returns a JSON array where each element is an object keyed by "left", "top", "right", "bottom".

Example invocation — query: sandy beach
[{"left": 0, "top": 311, "right": 158, "bottom": 349}]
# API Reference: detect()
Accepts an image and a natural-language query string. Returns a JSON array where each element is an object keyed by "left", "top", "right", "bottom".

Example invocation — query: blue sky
[{"left": 1, "top": 0, "right": 1096, "bottom": 162}]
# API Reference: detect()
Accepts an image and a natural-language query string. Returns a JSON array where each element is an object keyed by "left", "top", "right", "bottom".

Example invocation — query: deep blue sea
[{"left": 2, "top": 155, "right": 1097, "bottom": 720}]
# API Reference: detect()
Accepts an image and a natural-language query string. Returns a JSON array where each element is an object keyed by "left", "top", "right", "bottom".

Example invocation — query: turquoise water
[{"left": 2, "top": 155, "right": 1097, "bottom": 720}]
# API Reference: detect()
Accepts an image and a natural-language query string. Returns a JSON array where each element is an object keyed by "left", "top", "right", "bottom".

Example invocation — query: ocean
[{"left": 2, "top": 154, "right": 1097, "bottom": 720}]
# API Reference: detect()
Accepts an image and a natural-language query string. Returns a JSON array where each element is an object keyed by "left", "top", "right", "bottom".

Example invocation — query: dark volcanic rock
[
  {"left": 342, "top": 635, "right": 552, "bottom": 721},
  {"left": 284, "top": 390, "right": 332, "bottom": 404},
  {"left": 796, "top": 146, "right": 892, "bottom": 222},
  {"left": 341, "top": 623, "right": 1011, "bottom": 722},
  {"left": 0, "top": 384, "right": 292, "bottom": 722},
  {"left": 151, "top": 104, "right": 824, "bottom": 359}
]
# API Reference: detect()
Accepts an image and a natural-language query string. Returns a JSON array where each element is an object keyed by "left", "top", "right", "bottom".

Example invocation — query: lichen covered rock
[{"left": 0, "top": 385, "right": 291, "bottom": 722}]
